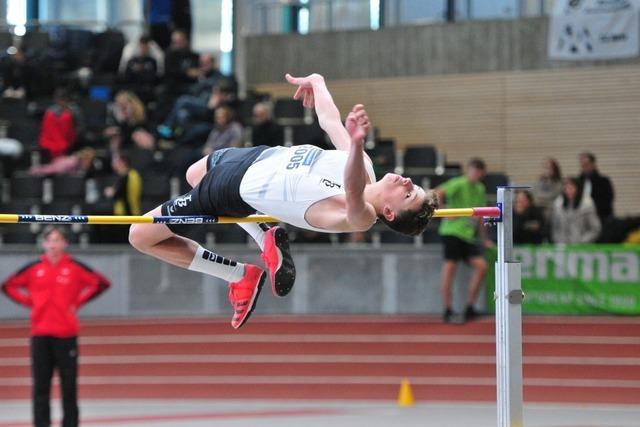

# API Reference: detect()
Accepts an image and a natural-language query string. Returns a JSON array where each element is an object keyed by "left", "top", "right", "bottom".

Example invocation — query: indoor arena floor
[{"left": 1, "top": 315, "right": 639, "bottom": 427}]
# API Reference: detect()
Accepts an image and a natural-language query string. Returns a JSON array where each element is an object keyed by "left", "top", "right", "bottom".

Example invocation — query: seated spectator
[
  {"left": 551, "top": 177, "right": 601, "bottom": 244},
  {"left": 119, "top": 34, "right": 165, "bottom": 76},
  {"left": 201, "top": 105, "right": 243, "bottom": 155},
  {"left": 104, "top": 91, "right": 155, "bottom": 152},
  {"left": 105, "top": 153, "right": 142, "bottom": 216},
  {"left": 121, "top": 36, "right": 160, "bottom": 102},
  {"left": 38, "top": 88, "right": 83, "bottom": 161},
  {"left": 93, "top": 152, "right": 142, "bottom": 243},
  {"left": 162, "top": 29, "right": 199, "bottom": 95},
  {"left": 170, "top": 80, "right": 240, "bottom": 146},
  {"left": 1, "top": 47, "right": 32, "bottom": 99},
  {"left": 177, "top": 104, "right": 242, "bottom": 175},
  {"left": 250, "top": 102, "right": 284, "bottom": 147},
  {"left": 532, "top": 157, "right": 562, "bottom": 221},
  {"left": 513, "top": 190, "right": 546, "bottom": 244},
  {"left": 157, "top": 54, "right": 226, "bottom": 137},
  {"left": 578, "top": 152, "right": 614, "bottom": 223}
]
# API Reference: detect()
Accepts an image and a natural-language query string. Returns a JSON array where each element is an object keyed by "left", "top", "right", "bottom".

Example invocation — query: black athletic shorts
[
  {"left": 441, "top": 235, "right": 483, "bottom": 262},
  {"left": 161, "top": 145, "right": 270, "bottom": 236}
]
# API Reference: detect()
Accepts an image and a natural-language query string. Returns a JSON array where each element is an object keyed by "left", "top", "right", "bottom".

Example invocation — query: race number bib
[{"left": 281, "top": 145, "right": 322, "bottom": 175}]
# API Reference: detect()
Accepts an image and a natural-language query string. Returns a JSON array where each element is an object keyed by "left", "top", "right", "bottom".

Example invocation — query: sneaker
[
  {"left": 261, "top": 226, "right": 296, "bottom": 297},
  {"left": 442, "top": 308, "right": 455, "bottom": 323},
  {"left": 228, "top": 264, "right": 266, "bottom": 329},
  {"left": 464, "top": 305, "right": 479, "bottom": 322},
  {"left": 157, "top": 124, "right": 173, "bottom": 139}
]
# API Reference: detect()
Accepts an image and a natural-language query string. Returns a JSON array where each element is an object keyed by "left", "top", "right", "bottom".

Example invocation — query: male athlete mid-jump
[{"left": 129, "top": 73, "right": 438, "bottom": 328}]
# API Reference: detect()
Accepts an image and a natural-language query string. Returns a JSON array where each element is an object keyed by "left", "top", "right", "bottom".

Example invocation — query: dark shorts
[
  {"left": 161, "top": 145, "right": 269, "bottom": 236},
  {"left": 441, "top": 235, "right": 483, "bottom": 262}
]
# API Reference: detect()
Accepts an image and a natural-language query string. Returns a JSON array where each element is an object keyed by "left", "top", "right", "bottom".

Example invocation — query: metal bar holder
[{"left": 495, "top": 186, "right": 527, "bottom": 427}]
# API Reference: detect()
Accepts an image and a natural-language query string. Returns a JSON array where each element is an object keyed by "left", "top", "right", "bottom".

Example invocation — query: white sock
[
  {"left": 188, "top": 246, "right": 245, "bottom": 283},
  {"left": 238, "top": 223, "right": 266, "bottom": 251}
]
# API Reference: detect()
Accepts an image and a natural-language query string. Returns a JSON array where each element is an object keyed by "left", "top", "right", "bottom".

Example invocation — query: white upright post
[{"left": 495, "top": 187, "right": 524, "bottom": 427}]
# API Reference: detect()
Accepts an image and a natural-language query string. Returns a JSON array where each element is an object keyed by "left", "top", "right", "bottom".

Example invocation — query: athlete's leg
[
  {"left": 129, "top": 205, "right": 265, "bottom": 328},
  {"left": 129, "top": 206, "right": 199, "bottom": 268},
  {"left": 183, "top": 151, "right": 296, "bottom": 297},
  {"left": 186, "top": 155, "right": 209, "bottom": 188}
]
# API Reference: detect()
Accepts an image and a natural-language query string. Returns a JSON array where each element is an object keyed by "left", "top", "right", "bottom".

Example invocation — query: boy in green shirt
[{"left": 435, "top": 158, "right": 492, "bottom": 323}]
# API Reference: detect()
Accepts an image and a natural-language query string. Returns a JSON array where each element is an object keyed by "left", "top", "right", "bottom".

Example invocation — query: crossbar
[{"left": 0, "top": 207, "right": 501, "bottom": 225}]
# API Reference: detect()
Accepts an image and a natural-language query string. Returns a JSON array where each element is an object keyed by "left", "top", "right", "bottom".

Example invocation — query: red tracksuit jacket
[{"left": 1, "top": 254, "right": 110, "bottom": 337}]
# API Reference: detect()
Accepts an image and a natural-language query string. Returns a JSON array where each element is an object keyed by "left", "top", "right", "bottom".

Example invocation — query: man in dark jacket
[
  {"left": 2, "top": 226, "right": 110, "bottom": 427},
  {"left": 578, "top": 152, "right": 614, "bottom": 222}
]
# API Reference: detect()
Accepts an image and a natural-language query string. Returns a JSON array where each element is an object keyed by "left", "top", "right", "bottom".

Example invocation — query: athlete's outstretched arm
[
  {"left": 285, "top": 73, "right": 351, "bottom": 151},
  {"left": 286, "top": 73, "right": 375, "bottom": 230}
]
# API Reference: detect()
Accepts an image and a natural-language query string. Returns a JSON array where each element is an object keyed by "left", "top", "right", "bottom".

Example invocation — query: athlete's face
[
  {"left": 380, "top": 173, "right": 427, "bottom": 221},
  {"left": 43, "top": 230, "right": 68, "bottom": 260}
]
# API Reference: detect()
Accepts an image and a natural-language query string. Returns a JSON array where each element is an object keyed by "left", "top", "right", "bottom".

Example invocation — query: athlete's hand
[
  {"left": 345, "top": 104, "right": 369, "bottom": 145},
  {"left": 285, "top": 73, "right": 324, "bottom": 109}
]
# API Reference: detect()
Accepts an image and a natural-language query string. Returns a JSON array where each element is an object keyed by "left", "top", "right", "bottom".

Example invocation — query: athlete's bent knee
[
  {"left": 186, "top": 163, "right": 203, "bottom": 188},
  {"left": 128, "top": 224, "right": 148, "bottom": 252}
]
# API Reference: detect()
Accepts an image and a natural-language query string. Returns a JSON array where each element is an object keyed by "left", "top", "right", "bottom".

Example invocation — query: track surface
[{"left": 0, "top": 315, "right": 638, "bottom": 404}]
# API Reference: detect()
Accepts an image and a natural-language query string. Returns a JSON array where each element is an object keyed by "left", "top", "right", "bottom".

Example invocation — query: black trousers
[{"left": 31, "top": 336, "right": 78, "bottom": 427}]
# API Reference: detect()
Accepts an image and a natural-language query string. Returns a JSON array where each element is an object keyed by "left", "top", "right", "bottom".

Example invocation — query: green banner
[{"left": 486, "top": 244, "right": 640, "bottom": 315}]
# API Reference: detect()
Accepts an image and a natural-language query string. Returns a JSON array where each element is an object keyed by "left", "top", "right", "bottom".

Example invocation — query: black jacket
[{"left": 579, "top": 171, "right": 614, "bottom": 220}]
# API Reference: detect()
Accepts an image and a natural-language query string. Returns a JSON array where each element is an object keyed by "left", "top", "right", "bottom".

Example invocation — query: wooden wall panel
[{"left": 257, "top": 65, "right": 640, "bottom": 215}]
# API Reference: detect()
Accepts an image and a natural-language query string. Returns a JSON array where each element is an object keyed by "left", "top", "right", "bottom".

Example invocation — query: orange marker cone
[{"left": 397, "top": 378, "right": 415, "bottom": 407}]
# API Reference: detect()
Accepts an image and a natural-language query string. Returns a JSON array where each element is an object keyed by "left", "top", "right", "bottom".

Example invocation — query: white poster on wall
[{"left": 548, "top": 0, "right": 640, "bottom": 60}]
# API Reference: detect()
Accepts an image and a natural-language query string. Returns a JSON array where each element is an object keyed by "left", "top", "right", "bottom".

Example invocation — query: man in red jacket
[{"left": 2, "top": 226, "right": 110, "bottom": 427}]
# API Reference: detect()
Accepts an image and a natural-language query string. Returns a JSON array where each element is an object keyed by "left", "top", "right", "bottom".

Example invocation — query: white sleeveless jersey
[{"left": 239, "top": 145, "right": 377, "bottom": 233}]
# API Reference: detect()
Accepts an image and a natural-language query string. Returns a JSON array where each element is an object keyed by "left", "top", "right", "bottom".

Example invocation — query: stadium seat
[
  {"left": 21, "top": 30, "right": 50, "bottom": 53},
  {"left": 0, "top": 32, "right": 13, "bottom": 50},
  {"left": 274, "top": 98, "right": 306, "bottom": 125},
  {"left": 290, "top": 123, "right": 329, "bottom": 148},
  {"left": 483, "top": 173, "right": 509, "bottom": 194},
  {"left": 10, "top": 174, "right": 43, "bottom": 201},
  {"left": 365, "top": 139, "right": 396, "bottom": 176},
  {"left": 52, "top": 175, "right": 86, "bottom": 200},
  {"left": 142, "top": 174, "right": 171, "bottom": 202},
  {"left": 403, "top": 145, "right": 438, "bottom": 175}
]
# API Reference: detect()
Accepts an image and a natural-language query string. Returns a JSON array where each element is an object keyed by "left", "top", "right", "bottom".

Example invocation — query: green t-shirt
[{"left": 438, "top": 176, "right": 487, "bottom": 243}]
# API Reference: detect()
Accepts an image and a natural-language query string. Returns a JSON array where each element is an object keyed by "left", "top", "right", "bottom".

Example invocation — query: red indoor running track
[{"left": 0, "top": 315, "right": 639, "bottom": 405}]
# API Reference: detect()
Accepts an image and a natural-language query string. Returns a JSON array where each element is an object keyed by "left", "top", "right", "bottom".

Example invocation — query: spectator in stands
[
  {"left": 1, "top": 226, "right": 110, "bottom": 427},
  {"left": 119, "top": 34, "right": 165, "bottom": 76},
  {"left": 157, "top": 54, "right": 225, "bottom": 137},
  {"left": 532, "top": 157, "right": 562, "bottom": 221},
  {"left": 146, "top": 0, "right": 192, "bottom": 50},
  {"left": 578, "top": 152, "right": 614, "bottom": 223},
  {"left": 1, "top": 47, "right": 32, "bottom": 99},
  {"left": 172, "top": 80, "right": 239, "bottom": 147},
  {"left": 201, "top": 105, "right": 243, "bottom": 156},
  {"left": 551, "top": 177, "right": 601, "bottom": 244},
  {"left": 94, "top": 153, "right": 143, "bottom": 243},
  {"left": 104, "top": 153, "right": 142, "bottom": 216},
  {"left": 250, "top": 101, "right": 284, "bottom": 147},
  {"left": 162, "top": 29, "right": 199, "bottom": 93},
  {"left": 104, "top": 91, "right": 155, "bottom": 152},
  {"left": 120, "top": 36, "right": 161, "bottom": 103},
  {"left": 513, "top": 190, "right": 546, "bottom": 244},
  {"left": 435, "top": 158, "right": 491, "bottom": 323},
  {"left": 38, "top": 88, "right": 83, "bottom": 161}
]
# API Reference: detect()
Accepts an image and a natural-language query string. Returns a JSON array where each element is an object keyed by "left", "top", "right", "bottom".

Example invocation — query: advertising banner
[
  {"left": 549, "top": 0, "right": 640, "bottom": 60},
  {"left": 486, "top": 244, "right": 640, "bottom": 314}
]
